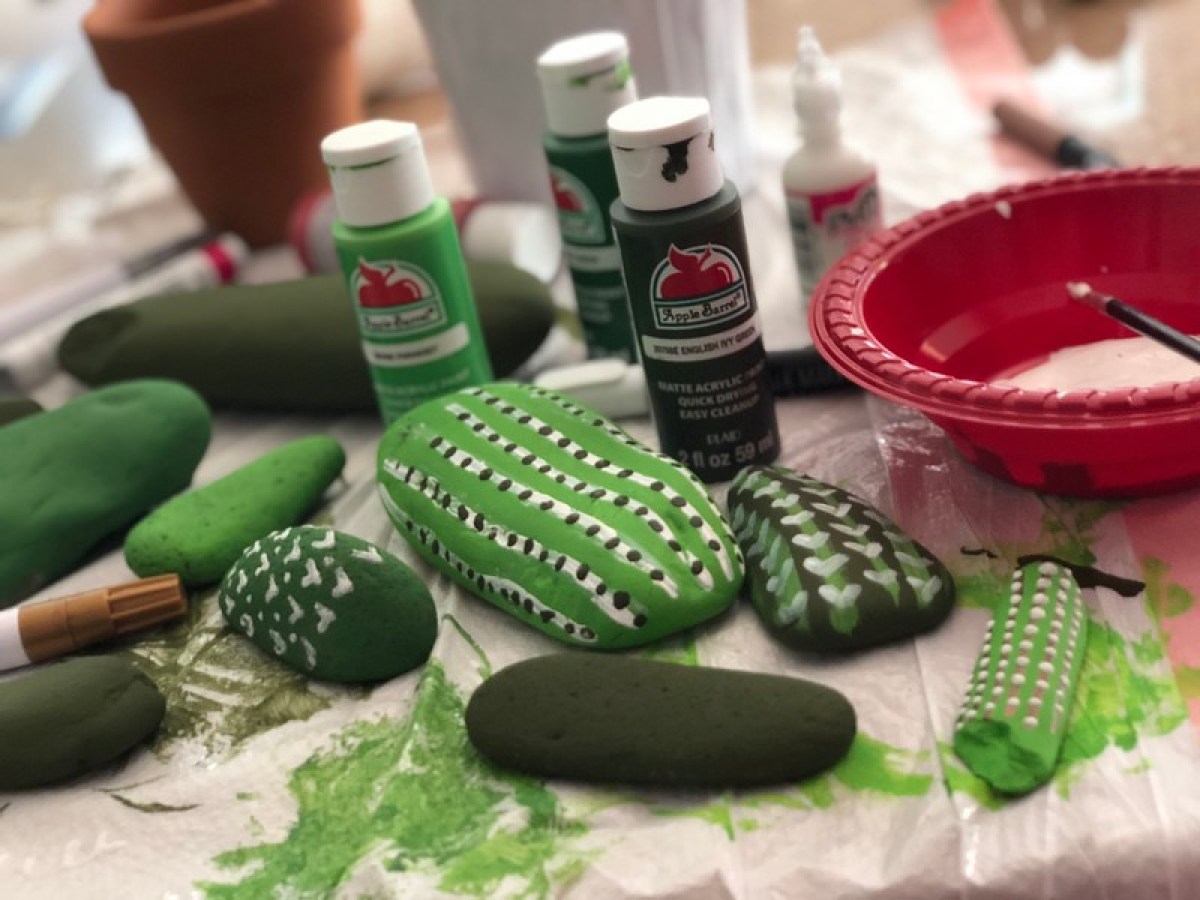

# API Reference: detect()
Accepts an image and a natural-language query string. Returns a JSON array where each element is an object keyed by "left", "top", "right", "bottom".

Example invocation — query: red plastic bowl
[{"left": 810, "top": 167, "right": 1200, "bottom": 498}]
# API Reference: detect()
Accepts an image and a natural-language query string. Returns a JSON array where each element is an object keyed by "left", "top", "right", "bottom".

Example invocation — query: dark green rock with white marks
[
  {"left": 219, "top": 526, "right": 437, "bottom": 683},
  {"left": 125, "top": 435, "right": 346, "bottom": 586},
  {"left": 376, "top": 382, "right": 744, "bottom": 650},
  {"left": 465, "top": 653, "right": 857, "bottom": 788},
  {"left": 0, "top": 380, "right": 211, "bottom": 607},
  {"left": 728, "top": 466, "right": 955, "bottom": 653},
  {"left": 0, "top": 655, "right": 165, "bottom": 790}
]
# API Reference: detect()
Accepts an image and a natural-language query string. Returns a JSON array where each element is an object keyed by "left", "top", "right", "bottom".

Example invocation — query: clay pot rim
[{"left": 83, "top": 0, "right": 357, "bottom": 46}]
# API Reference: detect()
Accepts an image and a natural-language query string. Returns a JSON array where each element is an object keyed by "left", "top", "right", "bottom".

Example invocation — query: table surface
[{"left": 4, "top": 1, "right": 1200, "bottom": 898}]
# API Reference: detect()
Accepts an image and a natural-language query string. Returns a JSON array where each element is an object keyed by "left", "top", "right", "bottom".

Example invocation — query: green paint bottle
[
  {"left": 537, "top": 32, "right": 639, "bottom": 362},
  {"left": 609, "top": 97, "right": 779, "bottom": 483},
  {"left": 321, "top": 120, "right": 493, "bottom": 424}
]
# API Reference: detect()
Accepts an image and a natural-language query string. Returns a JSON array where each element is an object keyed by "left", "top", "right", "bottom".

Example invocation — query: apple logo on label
[
  {"left": 550, "top": 172, "right": 584, "bottom": 213},
  {"left": 355, "top": 259, "right": 426, "bottom": 308},
  {"left": 656, "top": 244, "right": 739, "bottom": 300}
]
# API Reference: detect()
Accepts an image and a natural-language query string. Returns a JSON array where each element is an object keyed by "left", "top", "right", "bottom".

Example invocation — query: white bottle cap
[
  {"left": 607, "top": 96, "right": 724, "bottom": 212},
  {"left": 793, "top": 27, "right": 842, "bottom": 141},
  {"left": 321, "top": 119, "right": 436, "bottom": 228},
  {"left": 534, "top": 359, "right": 649, "bottom": 420},
  {"left": 537, "top": 31, "right": 638, "bottom": 138},
  {"left": 458, "top": 201, "right": 563, "bottom": 284}
]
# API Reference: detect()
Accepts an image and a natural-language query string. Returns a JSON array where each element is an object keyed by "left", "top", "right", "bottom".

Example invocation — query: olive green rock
[
  {"left": 57, "top": 262, "right": 555, "bottom": 413},
  {"left": 465, "top": 654, "right": 857, "bottom": 788},
  {"left": 0, "top": 396, "right": 41, "bottom": 426},
  {"left": 377, "top": 382, "right": 744, "bottom": 649},
  {"left": 0, "top": 380, "right": 211, "bottom": 607},
  {"left": 0, "top": 656, "right": 165, "bottom": 790},
  {"left": 219, "top": 526, "right": 438, "bottom": 683},
  {"left": 728, "top": 466, "right": 955, "bottom": 653},
  {"left": 125, "top": 436, "right": 346, "bottom": 586}
]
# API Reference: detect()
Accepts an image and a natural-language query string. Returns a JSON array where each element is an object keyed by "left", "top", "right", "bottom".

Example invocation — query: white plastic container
[{"left": 782, "top": 26, "right": 883, "bottom": 312}]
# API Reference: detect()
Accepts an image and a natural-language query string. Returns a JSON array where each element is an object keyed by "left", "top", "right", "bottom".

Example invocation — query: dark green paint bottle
[
  {"left": 537, "top": 32, "right": 639, "bottom": 362},
  {"left": 609, "top": 97, "right": 780, "bottom": 483}
]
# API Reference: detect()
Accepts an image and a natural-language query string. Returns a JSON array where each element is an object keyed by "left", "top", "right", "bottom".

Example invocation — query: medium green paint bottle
[
  {"left": 321, "top": 119, "right": 493, "bottom": 424},
  {"left": 537, "top": 32, "right": 639, "bottom": 362},
  {"left": 609, "top": 97, "right": 780, "bottom": 483}
]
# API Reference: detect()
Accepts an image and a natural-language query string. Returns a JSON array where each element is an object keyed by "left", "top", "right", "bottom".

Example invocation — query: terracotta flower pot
[{"left": 84, "top": 0, "right": 364, "bottom": 247}]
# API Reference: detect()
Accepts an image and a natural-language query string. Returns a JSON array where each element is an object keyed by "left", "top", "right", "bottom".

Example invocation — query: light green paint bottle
[
  {"left": 537, "top": 32, "right": 639, "bottom": 362},
  {"left": 321, "top": 119, "right": 493, "bottom": 424}
]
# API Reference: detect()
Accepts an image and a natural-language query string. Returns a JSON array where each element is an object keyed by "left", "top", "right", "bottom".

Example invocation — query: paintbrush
[{"left": 1065, "top": 282, "right": 1200, "bottom": 365}]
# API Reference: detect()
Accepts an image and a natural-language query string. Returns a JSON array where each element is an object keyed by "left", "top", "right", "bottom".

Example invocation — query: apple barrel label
[
  {"left": 787, "top": 174, "right": 882, "bottom": 303},
  {"left": 615, "top": 228, "right": 779, "bottom": 482},
  {"left": 546, "top": 161, "right": 638, "bottom": 362},
  {"left": 350, "top": 257, "right": 477, "bottom": 421}
]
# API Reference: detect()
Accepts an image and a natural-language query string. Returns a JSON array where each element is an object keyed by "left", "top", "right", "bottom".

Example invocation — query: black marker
[{"left": 993, "top": 100, "right": 1121, "bottom": 169}]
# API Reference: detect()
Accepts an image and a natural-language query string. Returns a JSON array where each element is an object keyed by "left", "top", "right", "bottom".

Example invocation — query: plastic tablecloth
[{"left": 5, "top": 7, "right": 1200, "bottom": 898}]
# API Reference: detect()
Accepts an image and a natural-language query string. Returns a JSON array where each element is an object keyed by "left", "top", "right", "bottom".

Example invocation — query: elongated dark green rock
[
  {"left": 58, "top": 262, "right": 555, "bottom": 412},
  {"left": 954, "top": 561, "right": 1088, "bottom": 794},
  {"left": 125, "top": 435, "right": 346, "bottom": 586},
  {"left": 0, "top": 396, "right": 41, "bottom": 426},
  {"left": 0, "top": 656, "right": 165, "bottom": 790},
  {"left": 727, "top": 466, "right": 955, "bottom": 652},
  {"left": 219, "top": 526, "right": 438, "bottom": 683},
  {"left": 465, "top": 654, "right": 857, "bottom": 788},
  {"left": 377, "top": 383, "right": 743, "bottom": 649},
  {"left": 0, "top": 380, "right": 211, "bottom": 607}
]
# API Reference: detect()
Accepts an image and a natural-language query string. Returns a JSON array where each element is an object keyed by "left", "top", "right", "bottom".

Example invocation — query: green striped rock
[
  {"left": 219, "top": 526, "right": 438, "bottom": 683},
  {"left": 727, "top": 467, "right": 954, "bottom": 652},
  {"left": 376, "top": 383, "right": 743, "bottom": 649},
  {"left": 954, "top": 561, "right": 1088, "bottom": 794}
]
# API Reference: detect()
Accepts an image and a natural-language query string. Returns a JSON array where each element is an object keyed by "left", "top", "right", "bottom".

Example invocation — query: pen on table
[
  {"left": 992, "top": 99, "right": 1121, "bottom": 169},
  {"left": 533, "top": 348, "right": 854, "bottom": 420},
  {"left": 0, "top": 574, "right": 188, "bottom": 674},
  {"left": 0, "top": 232, "right": 248, "bottom": 392},
  {"left": 0, "top": 229, "right": 229, "bottom": 348}
]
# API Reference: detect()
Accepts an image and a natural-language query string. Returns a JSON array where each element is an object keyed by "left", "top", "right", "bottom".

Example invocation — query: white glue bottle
[{"left": 782, "top": 26, "right": 883, "bottom": 313}]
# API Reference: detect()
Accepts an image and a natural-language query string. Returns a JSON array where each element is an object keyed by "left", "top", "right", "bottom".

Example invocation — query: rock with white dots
[
  {"left": 376, "top": 382, "right": 744, "bottom": 649},
  {"left": 953, "top": 561, "right": 1088, "bottom": 795},
  {"left": 218, "top": 526, "right": 437, "bottom": 683},
  {"left": 728, "top": 467, "right": 954, "bottom": 653}
]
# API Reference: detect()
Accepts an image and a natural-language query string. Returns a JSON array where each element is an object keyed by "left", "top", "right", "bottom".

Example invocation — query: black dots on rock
[
  {"left": 498, "top": 479, "right": 513, "bottom": 491},
  {"left": 613, "top": 591, "right": 631, "bottom": 610},
  {"left": 604, "top": 537, "right": 620, "bottom": 550},
  {"left": 671, "top": 496, "right": 687, "bottom": 508},
  {"left": 707, "top": 539, "right": 722, "bottom": 552},
  {"left": 626, "top": 550, "right": 642, "bottom": 563},
  {"left": 565, "top": 512, "right": 580, "bottom": 525},
  {"left": 581, "top": 627, "right": 596, "bottom": 640},
  {"left": 557, "top": 437, "right": 571, "bottom": 448},
  {"left": 595, "top": 459, "right": 611, "bottom": 470},
  {"left": 649, "top": 521, "right": 664, "bottom": 533},
  {"left": 650, "top": 570, "right": 664, "bottom": 582},
  {"left": 554, "top": 557, "right": 567, "bottom": 572},
  {"left": 522, "top": 453, "right": 536, "bottom": 465},
  {"left": 689, "top": 516, "right": 703, "bottom": 528},
  {"left": 690, "top": 560, "right": 704, "bottom": 575},
  {"left": 650, "top": 480, "right": 665, "bottom": 491},
  {"left": 430, "top": 436, "right": 444, "bottom": 449},
  {"left": 668, "top": 540, "right": 683, "bottom": 552},
  {"left": 614, "top": 496, "right": 630, "bottom": 508},
  {"left": 586, "top": 524, "right": 601, "bottom": 537},
  {"left": 479, "top": 468, "right": 493, "bottom": 481},
  {"left": 540, "top": 499, "right": 554, "bottom": 511},
  {"left": 633, "top": 614, "right": 648, "bottom": 628},
  {"left": 538, "top": 425, "right": 553, "bottom": 436},
  {"left": 540, "top": 610, "right": 556, "bottom": 623},
  {"left": 518, "top": 489, "right": 533, "bottom": 501},
  {"left": 576, "top": 564, "right": 590, "bottom": 580}
]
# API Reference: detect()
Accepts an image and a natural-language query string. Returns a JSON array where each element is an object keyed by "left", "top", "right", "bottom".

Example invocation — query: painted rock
[
  {"left": 125, "top": 435, "right": 346, "bottom": 586},
  {"left": 219, "top": 526, "right": 438, "bottom": 683},
  {"left": 58, "top": 261, "right": 555, "bottom": 412},
  {"left": 376, "top": 382, "right": 744, "bottom": 649},
  {"left": 0, "top": 396, "right": 41, "bottom": 427},
  {"left": 465, "top": 653, "right": 857, "bottom": 788},
  {"left": 954, "top": 561, "right": 1088, "bottom": 794},
  {"left": 0, "top": 655, "right": 165, "bottom": 790},
  {"left": 727, "top": 466, "right": 954, "bottom": 653},
  {"left": 0, "top": 380, "right": 211, "bottom": 607}
]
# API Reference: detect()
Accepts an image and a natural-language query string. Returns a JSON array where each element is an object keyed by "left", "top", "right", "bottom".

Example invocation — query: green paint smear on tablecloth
[
  {"left": 200, "top": 661, "right": 589, "bottom": 899},
  {"left": 119, "top": 590, "right": 358, "bottom": 762},
  {"left": 1142, "top": 556, "right": 1195, "bottom": 619},
  {"left": 654, "top": 733, "right": 933, "bottom": 839}
]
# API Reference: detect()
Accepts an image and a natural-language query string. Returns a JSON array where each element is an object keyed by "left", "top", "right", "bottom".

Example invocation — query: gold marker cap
[{"left": 20, "top": 574, "right": 188, "bottom": 662}]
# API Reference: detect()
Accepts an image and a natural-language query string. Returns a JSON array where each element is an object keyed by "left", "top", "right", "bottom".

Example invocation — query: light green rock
[
  {"left": 377, "top": 382, "right": 743, "bottom": 649},
  {"left": 954, "top": 561, "right": 1089, "bottom": 794},
  {"left": 125, "top": 436, "right": 346, "bottom": 586}
]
